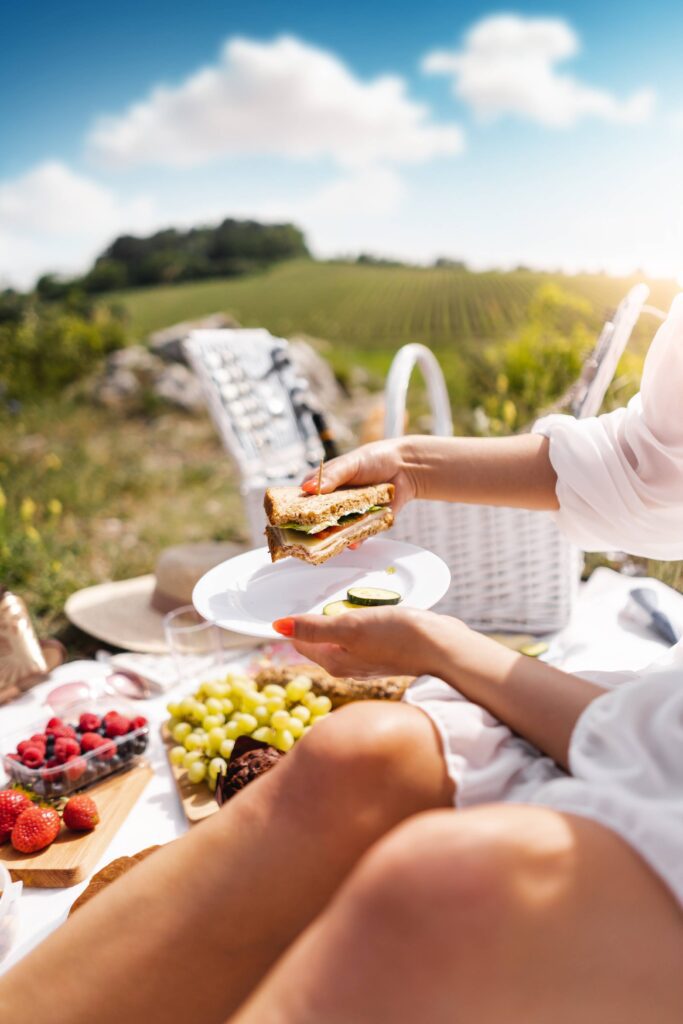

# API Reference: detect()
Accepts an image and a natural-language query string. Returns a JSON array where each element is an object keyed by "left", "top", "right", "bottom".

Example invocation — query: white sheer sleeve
[{"left": 534, "top": 293, "right": 683, "bottom": 558}]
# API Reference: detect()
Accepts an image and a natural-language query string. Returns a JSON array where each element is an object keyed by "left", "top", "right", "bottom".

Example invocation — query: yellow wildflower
[
  {"left": 25, "top": 525, "right": 41, "bottom": 544},
  {"left": 51, "top": 560, "right": 62, "bottom": 573},
  {"left": 0, "top": 485, "right": 5, "bottom": 513},
  {"left": 47, "top": 499, "right": 63, "bottom": 517},
  {"left": 502, "top": 400, "right": 517, "bottom": 428},
  {"left": 495, "top": 373, "right": 509, "bottom": 395},
  {"left": 20, "top": 497, "right": 36, "bottom": 522},
  {"left": 43, "top": 453, "right": 62, "bottom": 471}
]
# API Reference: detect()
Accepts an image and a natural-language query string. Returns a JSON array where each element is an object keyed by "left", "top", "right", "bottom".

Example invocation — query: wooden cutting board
[
  {"left": 161, "top": 727, "right": 217, "bottom": 825},
  {"left": 0, "top": 761, "right": 152, "bottom": 888}
]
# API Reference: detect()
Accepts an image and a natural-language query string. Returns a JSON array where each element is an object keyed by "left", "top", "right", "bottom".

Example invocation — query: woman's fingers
[
  {"left": 273, "top": 614, "right": 353, "bottom": 644},
  {"left": 301, "top": 451, "right": 363, "bottom": 494}
]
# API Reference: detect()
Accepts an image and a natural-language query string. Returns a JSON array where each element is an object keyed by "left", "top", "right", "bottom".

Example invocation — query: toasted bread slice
[
  {"left": 264, "top": 484, "right": 394, "bottom": 527},
  {"left": 266, "top": 507, "right": 394, "bottom": 565}
]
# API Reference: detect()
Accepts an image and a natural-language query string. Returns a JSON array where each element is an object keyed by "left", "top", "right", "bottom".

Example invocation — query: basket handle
[
  {"left": 571, "top": 283, "right": 655, "bottom": 420},
  {"left": 383, "top": 343, "right": 453, "bottom": 439}
]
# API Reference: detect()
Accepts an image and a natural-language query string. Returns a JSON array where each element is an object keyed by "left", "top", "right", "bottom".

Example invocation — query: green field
[{"left": 111, "top": 259, "right": 679, "bottom": 347}]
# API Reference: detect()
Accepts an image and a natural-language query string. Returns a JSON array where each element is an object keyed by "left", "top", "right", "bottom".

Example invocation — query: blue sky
[{"left": 2, "top": 0, "right": 683, "bottom": 287}]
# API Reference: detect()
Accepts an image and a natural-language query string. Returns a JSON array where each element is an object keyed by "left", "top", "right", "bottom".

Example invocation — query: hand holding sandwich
[{"left": 302, "top": 434, "right": 559, "bottom": 512}]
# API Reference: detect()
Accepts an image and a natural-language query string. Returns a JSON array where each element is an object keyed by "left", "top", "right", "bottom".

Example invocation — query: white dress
[{"left": 405, "top": 293, "right": 683, "bottom": 906}]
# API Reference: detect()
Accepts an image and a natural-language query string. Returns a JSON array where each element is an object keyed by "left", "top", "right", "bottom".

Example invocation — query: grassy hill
[{"left": 110, "top": 259, "right": 679, "bottom": 347}]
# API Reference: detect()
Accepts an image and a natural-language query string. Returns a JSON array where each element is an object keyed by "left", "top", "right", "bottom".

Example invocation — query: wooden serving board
[
  {"left": 0, "top": 761, "right": 152, "bottom": 888},
  {"left": 161, "top": 726, "right": 217, "bottom": 824}
]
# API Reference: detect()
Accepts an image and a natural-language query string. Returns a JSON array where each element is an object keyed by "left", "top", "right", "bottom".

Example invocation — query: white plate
[{"left": 192, "top": 539, "right": 451, "bottom": 639}]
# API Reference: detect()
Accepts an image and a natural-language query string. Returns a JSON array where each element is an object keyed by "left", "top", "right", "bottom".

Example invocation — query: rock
[
  {"left": 149, "top": 313, "right": 241, "bottom": 364},
  {"left": 153, "top": 362, "right": 205, "bottom": 412},
  {"left": 88, "top": 345, "right": 205, "bottom": 413}
]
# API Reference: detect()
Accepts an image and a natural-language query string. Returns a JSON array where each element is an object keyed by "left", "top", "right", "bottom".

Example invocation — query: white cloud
[
  {"left": 88, "top": 34, "right": 464, "bottom": 169},
  {"left": 423, "top": 14, "right": 655, "bottom": 128},
  {"left": 0, "top": 161, "right": 155, "bottom": 288}
]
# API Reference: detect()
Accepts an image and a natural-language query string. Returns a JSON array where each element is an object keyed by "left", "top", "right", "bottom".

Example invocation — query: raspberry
[
  {"left": 53, "top": 736, "right": 81, "bottom": 763},
  {"left": 21, "top": 745, "right": 46, "bottom": 769},
  {"left": 64, "top": 755, "right": 87, "bottom": 782},
  {"left": 129, "top": 716, "right": 148, "bottom": 732},
  {"left": 17, "top": 740, "right": 34, "bottom": 756},
  {"left": 104, "top": 714, "right": 130, "bottom": 738},
  {"left": 63, "top": 795, "right": 99, "bottom": 831},
  {"left": 0, "top": 790, "right": 33, "bottom": 843},
  {"left": 30, "top": 734, "right": 47, "bottom": 747},
  {"left": 11, "top": 805, "right": 60, "bottom": 853},
  {"left": 45, "top": 757, "right": 62, "bottom": 770},
  {"left": 47, "top": 723, "right": 77, "bottom": 740},
  {"left": 96, "top": 738, "right": 116, "bottom": 761},
  {"left": 46, "top": 717, "right": 63, "bottom": 730},
  {"left": 78, "top": 713, "right": 101, "bottom": 732},
  {"left": 80, "top": 732, "right": 105, "bottom": 752}
]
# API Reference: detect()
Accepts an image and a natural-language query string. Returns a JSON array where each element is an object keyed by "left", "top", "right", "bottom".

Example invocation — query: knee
[
  {"left": 294, "top": 700, "right": 417, "bottom": 776},
  {"left": 289, "top": 701, "right": 435, "bottom": 806},
  {"left": 347, "top": 806, "right": 576, "bottom": 943}
]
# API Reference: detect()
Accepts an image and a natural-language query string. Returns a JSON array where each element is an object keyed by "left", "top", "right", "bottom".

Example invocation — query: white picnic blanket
[{"left": 2, "top": 567, "right": 682, "bottom": 973}]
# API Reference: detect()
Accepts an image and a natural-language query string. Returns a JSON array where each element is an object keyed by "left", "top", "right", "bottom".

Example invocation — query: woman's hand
[
  {"left": 301, "top": 438, "right": 417, "bottom": 513},
  {"left": 272, "top": 607, "right": 468, "bottom": 679}
]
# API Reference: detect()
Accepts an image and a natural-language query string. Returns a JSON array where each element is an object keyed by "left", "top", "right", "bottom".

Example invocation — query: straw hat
[{"left": 65, "top": 542, "right": 256, "bottom": 653}]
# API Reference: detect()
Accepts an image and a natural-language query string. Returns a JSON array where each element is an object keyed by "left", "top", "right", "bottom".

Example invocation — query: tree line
[{"left": 36, "top": 218, "right": 310, "bottom": 298}]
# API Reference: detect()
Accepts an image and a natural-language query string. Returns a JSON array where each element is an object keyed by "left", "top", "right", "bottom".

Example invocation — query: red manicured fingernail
[
  {"left": 301, "top": 480, "right": 318, "bottom": 494},
  {"left": 273, "top": 617, "right": 295, "bottom": 637},
  {"left": 348, "top": 542, "right": 361, "bottom": 550}
]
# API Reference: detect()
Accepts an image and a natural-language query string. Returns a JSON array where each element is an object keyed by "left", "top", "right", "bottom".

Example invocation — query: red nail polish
[
  {"left": 300, "top": 480, "right": 317, "bottom": 494},
  {"left": 273, "top": 617, "right": 295, "bottom": 637}
]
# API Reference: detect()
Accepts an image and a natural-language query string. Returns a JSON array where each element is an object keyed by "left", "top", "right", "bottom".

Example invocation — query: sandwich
[{"left": 264, "top": 484, "right": 394, "bottom": 565}]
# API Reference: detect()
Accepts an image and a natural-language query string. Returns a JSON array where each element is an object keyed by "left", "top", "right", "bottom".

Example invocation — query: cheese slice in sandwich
[{"left": 264, "top": 484, "right": 394, "bottom": 565}]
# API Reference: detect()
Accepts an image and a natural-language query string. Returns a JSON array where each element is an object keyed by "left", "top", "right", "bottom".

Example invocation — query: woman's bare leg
[
  {"left": 234, "top": 805, "right": 683, "bottom": 1024},
  {"left": 0, "top": 702, "right": 451, "bottom": 1024}
]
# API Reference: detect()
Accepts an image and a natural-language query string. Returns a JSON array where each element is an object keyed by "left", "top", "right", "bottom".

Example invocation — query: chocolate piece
[{"left": 215, "top": 741, "right": 283, "bottom": 807}]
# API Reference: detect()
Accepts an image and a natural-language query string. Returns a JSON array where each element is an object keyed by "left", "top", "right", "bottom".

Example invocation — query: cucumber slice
[
  {"left": 322, "top": 600, "right": 370, "bottom": 617},
  {"left": 346, "top": 587, "right": 401, "bottom": 607}
]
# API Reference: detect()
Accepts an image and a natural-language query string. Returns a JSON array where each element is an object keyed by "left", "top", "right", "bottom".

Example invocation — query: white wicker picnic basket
[{"left": 384, "top": 284, "right": 658, "bottom": 633}]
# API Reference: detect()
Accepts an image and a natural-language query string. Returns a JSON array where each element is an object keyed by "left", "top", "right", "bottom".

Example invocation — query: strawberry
[
  {"left": 11, "top": 805, "right": 61, "bottom": 852},
  {"left": 63, "top": 795, "right": 99, "bottom": 832},
  {"left": 129, "top": 715, "right": 148, "bottom": 732},
  {"left": 64, "top": 755, "right": 86, "bottom": 783},
  {"left": 0, "top": 790, "right": 32, "bottom": 843},
  {"left": 53, "top": 736, "right": 81, "bottom": 763},
  {"left": 78, "top": 712, "right": 101, "bottom": 733},
  {"left": 21, "top": 745, "right": 45, "bottom": 769}
]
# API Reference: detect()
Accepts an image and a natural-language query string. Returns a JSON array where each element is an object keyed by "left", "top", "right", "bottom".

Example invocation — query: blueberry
[{"left": 132, "top": 737, "right": 148, "bottom": 755}]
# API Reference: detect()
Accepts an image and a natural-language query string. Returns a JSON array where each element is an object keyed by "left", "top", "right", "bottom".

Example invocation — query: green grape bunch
[{"left": 166, "top": 673, "right": 332, "bottom": 792}]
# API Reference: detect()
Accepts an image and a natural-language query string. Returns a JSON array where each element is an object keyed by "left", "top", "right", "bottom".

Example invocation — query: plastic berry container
[
  {"left": 0, "top": 697, "right": 150, "bottom": 800},
  {"left": 0, "top": 863, "right": 22, "bottom": 965}
]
